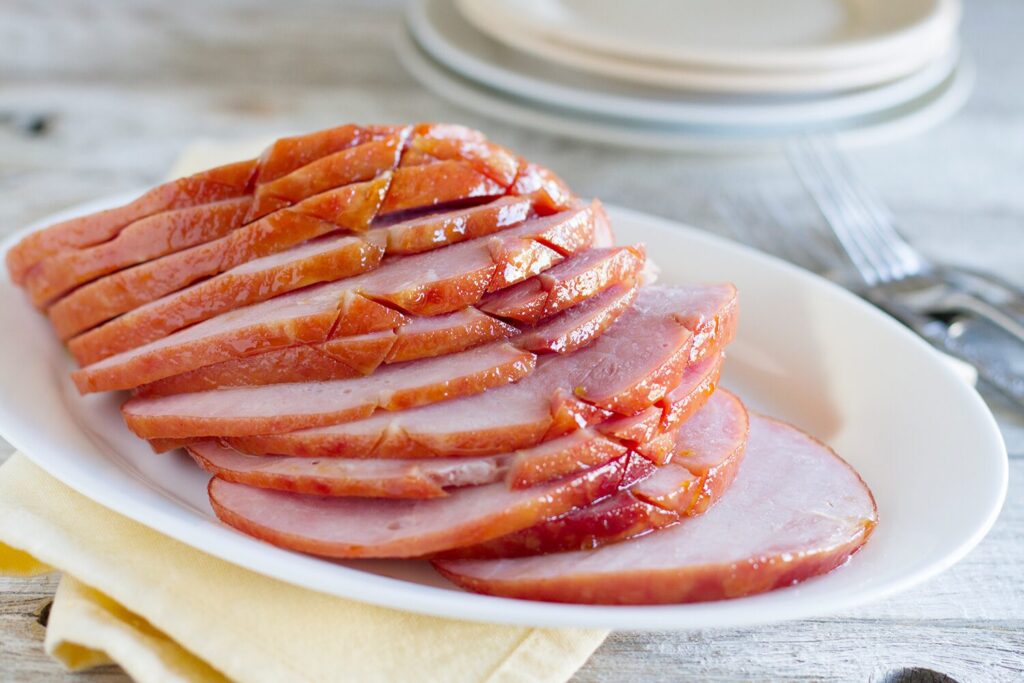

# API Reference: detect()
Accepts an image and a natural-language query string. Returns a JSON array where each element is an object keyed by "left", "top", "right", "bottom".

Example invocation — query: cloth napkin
[
  {"left": 0, "top": 454, "right": 607, "bottom": 682},
  {"left": 0, "top": 139, "right": 606, "bottom": 682}
]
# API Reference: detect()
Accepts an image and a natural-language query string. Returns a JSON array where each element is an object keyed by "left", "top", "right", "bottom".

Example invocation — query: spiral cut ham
[
  {"left": 433, "top": 415, "right": 877, "bottom": 604},
  {"left": 224, "top": 285, "right": 734, "bottom": 457},
  {"left": 4, "top": 121, "right": 877, "bottom": 606}
]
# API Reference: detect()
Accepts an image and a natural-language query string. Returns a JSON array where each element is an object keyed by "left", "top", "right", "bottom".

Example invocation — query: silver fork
[
  {"left": 711, "top": 154, "right": 1024, "bottom": 408},
  {"left": 785, "top": 137, "right": 1024, "bottom": 406}
]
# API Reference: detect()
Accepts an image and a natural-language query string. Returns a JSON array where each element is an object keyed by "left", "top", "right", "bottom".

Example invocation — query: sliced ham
[
  {"left": 6, "top": 159, "right": 257, "bottom": 285},
  {"left": 71, "top": 209, "right": 598, "bottom": 393},
  {"left": 406, "top": 124, "right": 520, "bottom": 187},
  {"left": 372, "top": 195, "right": 534, "bottom": 255},
  {"left": 66, "top": 235, "right": 383, "bottom": 363},
  {"left": 121, "top": 342, "right": 537, "bottom": 438},
  {"left": 516, "top": 283, "right": 638, "bottom": 355},
  {"left": 47, "top": 175, "right": 393, "bottom": 339},
  {"left": 207, "top": 453, "right": 631, "bottom": 558},
  {"left": 434, "top": 413, "right": 877, "bottom": 604},
  {"left": 189, "top": 441, "right": 512, "bottom": 498},
  {"left": 71, "top": 281, "right": 406, "bottom": 394},
  {"left": 378, "top": 161, "right": 505, "bottom": 216},
  {"left": 228, "top": 287, "right": 702, "bottom": 457},
  {"left": 8, "top": 124, "right": 404, "bottom": 285},
  {"left": 480, "top": 246, "right": 645, "bottom": 324},
  {"left": 135, "top": 332, "right": 397, "bottom": 396},
  {"left": 509, "top": 161, "right": 574, "bottom": 213},
  {"left": 438, "top": 390, "right": 746, "bottom": 559},
  {"left": 386, "top": 308, "right": 519, "bottom": 363},
  {"left": 25, "top": 197, "right": 255, "bottom": 307}
]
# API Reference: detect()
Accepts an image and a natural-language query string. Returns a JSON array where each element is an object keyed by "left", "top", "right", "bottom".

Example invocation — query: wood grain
[{"left": 1, "top": 0, "right": 1022, "bottom": 680}]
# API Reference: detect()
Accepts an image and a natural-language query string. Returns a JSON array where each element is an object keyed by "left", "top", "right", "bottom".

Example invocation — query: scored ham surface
[
  {"left": 71, "top": 206, "right": 606, "bottom": 393},
  {"left": 67, "top": 195, "right": 543, "bottom": 364},
  {"left": 439, "top": 389, "right": 747, "bottom": 558},
  {"left": 226, "top": 285, "right": 730, "bottom": 457},
  {"left": 433, "top": 414, "right": 877, "bottom": 604},
  {"left": 135, "top": 283, "right": 638, "bottom": 396},
  {"left": 6, "top": 123, "right": 409, "bottom": 284},
  {"left": 207, "top": 452, "right": 637, "bottom": 558},
  {"left": 122, "top": 342, "right": 537, "bottom": 438}
]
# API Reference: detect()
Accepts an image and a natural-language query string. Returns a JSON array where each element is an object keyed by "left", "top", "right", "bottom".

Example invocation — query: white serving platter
[{"left": 0, "top": 196, "right": 1006, "bottom": 629}]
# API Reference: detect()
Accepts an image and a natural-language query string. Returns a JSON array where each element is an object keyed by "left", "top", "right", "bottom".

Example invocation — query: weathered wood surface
[{"left": 1, "top": 0, "right": 1022, "bottom": 680}]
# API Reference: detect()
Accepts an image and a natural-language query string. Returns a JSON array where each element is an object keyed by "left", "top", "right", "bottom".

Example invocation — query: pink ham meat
[
  {"left": 189, "top": 441, "right": 513, "bottom": 499},
  {"left": 67, "top": 197, "right": 546, "bottom": 365},
  {"left": 207, "top": 453, "right": 632, "bottom": 558},
  {"left": 480, "top": 246, "right": 645, "bottom": 324},
  {"left": 71, "top": 206, "right": 599, "bottom": 393},
  {"left": 122, "top": 342, "right": 536, "bottom": 438},
  {"left": 10, "top": 124, "right": 405, "bottom": 287},
  {"left": 135, "top": 332, "right": 398, "bottom": 396},
  {"left": 434, "top": 414, "right": 877, "bottom": 604},
  {"left": 439, "top": 389, "right": 747, "bottom": 559},
  {"left": 227, "top": 286, "right": 706, "bottom": 457},
  {"left": 133, "top": 280, "right": 640, "bottom": 396}
]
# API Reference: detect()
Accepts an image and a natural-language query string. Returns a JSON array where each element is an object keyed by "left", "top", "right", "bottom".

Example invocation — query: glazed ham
[
  {"left": 135, "top": 282, "right": 638, "bottom": 396},
  {"left": 4, "top": 121, "right": 877, "bottom": 606},
  {"left": 227, "top": 286, "right": 728, "bottom": 457},
  {"left": 441, "top": 389, "right": 747, "bottom": 558},
  {"left": 189, "top": 441, "right": 514, "bottom": 499},
  {"left": 208, "top": 453, "right": 633, "bottom": 558},
  {"left": 122, "top": 342, "right": 537, "bottom": 438},
  {"left": 434, "top": 414, "right": 877, "bottom": 603}
]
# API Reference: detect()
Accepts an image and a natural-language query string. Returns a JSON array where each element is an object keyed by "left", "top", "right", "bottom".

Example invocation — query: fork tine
[
  {"left": 812, "top": 140, "right": 929, "bottom": 280},
  {"left": 787, "top": 139, "right": 886, "bottom": 286}
]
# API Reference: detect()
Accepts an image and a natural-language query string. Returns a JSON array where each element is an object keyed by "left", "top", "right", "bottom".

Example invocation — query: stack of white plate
[{"left": 398, "top": 0, "right": 972, "bottom": 152}]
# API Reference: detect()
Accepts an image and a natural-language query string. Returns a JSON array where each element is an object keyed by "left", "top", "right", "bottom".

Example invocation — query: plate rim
[
  {"left": 455, "top": 0, "right": 958, "bottom": 93},
  {"left": 0, "top": 195, "right": 1008, "bottom": 630},
  {"left": 410, "top": 0, "right": 961, "bottom": 128},
  {"left": 396, "top": 27, "right": 975, "bottom": 153},
  {"left": 459, "top": 0, "right": 960, "bottom": 73}
]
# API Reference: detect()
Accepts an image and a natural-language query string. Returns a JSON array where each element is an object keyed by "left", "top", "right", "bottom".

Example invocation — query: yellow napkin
[{"left": 0, "top": 454, "right": 607, "bottom": 682}]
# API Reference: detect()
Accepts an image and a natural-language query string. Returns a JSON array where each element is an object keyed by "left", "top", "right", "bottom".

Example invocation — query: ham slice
[
  {"left": 509, "top": 161, "right": 573, "bottom": 214},
  {"left": 71, "top": 208, "right": 598, "bottom": 393},
  {"left": 67, "top": 196, "right": 546, "bottom": 363},
  {"left": 47, "top": 175, "right": 393, "bottom": 339},
  {"left": 25, "top": 197, "right": 255, "bottom": 307},
  {"left": 8, "top": 124, "right": 404, "bottom": 285},
  {"left": 121, "top": 342, "right": 537, "bottom": 438},
  {"left": 66, "top": 235, "right": 383, "bottom": 363},
  {"left": 480, "top": 246, "right": 645, "bottom": 324},
  {"left": 433, "top": 414, "right": 877, "bottom": 604},
  {"left": 135, "top": 332, "right": 397, "bottom": 396},
  {"left": 228, "top": 287, "right": 702, "bottom": 457},
  {"left": 405, "top": 124, "right": 520, "bottom": 187},
  {"left": 516, "top": 283, "right": 638, "bottom": 354},
  {"left": 131, "top": 279, "right": 638, "bottom": 396},
  {"left": 372, "top": 195, "right": 535, "bottom": 255},
  {"left": 207, "top": 453, "right": 632, "bottom": 558},
  {"left": 189, "top": 441, "right": 513, "bottom": 499},
  {"left": 438, "top": 389, "right": 747, "bottom": 559},
  {"left": 71, "top": 280, "right": 406, "bottom": 394}
]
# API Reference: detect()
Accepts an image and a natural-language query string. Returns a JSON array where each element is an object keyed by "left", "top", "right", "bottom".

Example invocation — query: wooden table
[{"left": 2, "top": 1, "right": 1022, "bottom": 680}]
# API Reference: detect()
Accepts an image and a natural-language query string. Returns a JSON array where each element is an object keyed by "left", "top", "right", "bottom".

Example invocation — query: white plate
[
  {"left": 0, "top": 196, "right": 1007, "bottom": 629},
  {"left": 411, "top": 0, "right": 960, "bottom": 128},
  {"left": 460, "top": 0, "right": 959, "bottom": 72},
  {"left": 397, "top": 28, "right": 974, "bottom": 153},
  {"left": 457, "top": 0, "right": 958, "bottom": 93}
]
